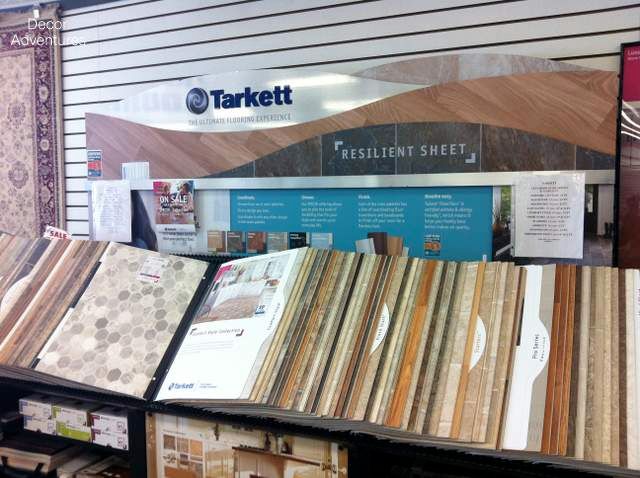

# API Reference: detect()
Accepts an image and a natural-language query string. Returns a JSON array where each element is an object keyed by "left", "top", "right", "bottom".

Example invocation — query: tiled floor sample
[{"left": 36, "top": 243, "right": 207, "bottom": 397}]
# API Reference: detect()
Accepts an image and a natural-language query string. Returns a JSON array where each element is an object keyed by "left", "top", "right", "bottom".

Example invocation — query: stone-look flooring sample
[{"left": 36, "top": 243, "right": 207, "bottom": 397}]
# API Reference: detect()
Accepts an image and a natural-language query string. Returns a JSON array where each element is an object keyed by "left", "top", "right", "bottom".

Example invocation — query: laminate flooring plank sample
[
  {"left": 610, "top": 268, "right": 620, "bottom": 466},
  {"left": 275, "top": 250, "right": 332, "bottom": 406},
  {"left": 36, "top": 243, "right": 208, "bottom": 398},
  {"left": 618, "top": 269, "right": 627, "bottom": 468},
  {"left": 427, "top": 262, "right": 467, "bottom": 436},
  {"left": 365, "top": 258, "right": 416, "bottom": 423},
  {"left": 386, "top": 260, "right": 437, "bottom": 428},
  {"left": 602, "top": 267, "right": 613, "bottom": 464},
  {"left": 377, "top": 259, "right": 424, "bottom": 425},
  {"left": 282, "top": 251, "right": 341, "bottom": 409},
  {"left": 252, "top": 249, "right": 315, "bottom": 403},
  {"left": 345, "top": 256, "right": 398, "bottom": 419},
  {"left": 336, "top": 256, "right": 390, "bottom": 417},
  {"left": 308, "top": 253, "right": 362, "bottom": 415},
  {"left": 0, "top": 240, "right": 108, "bottom": 367},
  {"left": 575, "top": 266, "right": 591, "bottom": 459},
  {"left": 486, "top": 264, "right": 522, "bottom": 449},
  {"left": 412, "top": 262, "right": 458, "bottom": 434},
  {"left": 472, "top": 262, "right": 508, "bottom": 444},
  {"left": 559, "top": 265, "right": 576, "bottom": 456},
  {"left": 459, "top": 262, "right": 498, "bottom": 442},
  {"left": 567, "top": 266, "right": 582, "bottom": 457},
  {"left": 541, "top": 265, "right": 563, "bottom": 454},
  {"left": 351, "top": 257, "right": 408, "bottom": 420},
  {"left": 291, "top": 251, "right": 346, "bottom": 411},
  {"left": 250, "top": 249, "right": 313, "bottom": 402},
  {"left": 437, "top": 262, "right": 479, "bottom": 438},
  {"left": 403, "top": 261, "right": 443, "bottom": 431}
]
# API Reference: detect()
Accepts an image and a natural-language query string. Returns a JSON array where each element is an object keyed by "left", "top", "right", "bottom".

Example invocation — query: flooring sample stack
[
  {"left": 502, "top": 265, "right": 639, "bottom": 469},
  {"left": 0, "top": 237, "right": 636, "bottom": 471},
  {"left": 0, "top": 235, "right": 108, "bottom": 368},
  {"left": 36, "top": 243, "right": 208, "bottom": 398},
  {"left": 158, "top": 250, "right": 640, "bottom": 471}
]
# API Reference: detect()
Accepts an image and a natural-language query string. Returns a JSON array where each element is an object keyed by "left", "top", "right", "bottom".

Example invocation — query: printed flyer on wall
[
  {"left": 157, "top": 248, "right": 306, "bottom": 401},
  {"left": 154, "top": 180, "right": 196, "bottom": 232}
]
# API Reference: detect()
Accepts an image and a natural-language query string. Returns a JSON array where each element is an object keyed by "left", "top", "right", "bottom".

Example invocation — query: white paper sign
[
  {"left": 514, "top": 173, "right": 585, "bottom": 259},
  {"left": 91, "top": 180, "right": 132, "bottom": 242}
]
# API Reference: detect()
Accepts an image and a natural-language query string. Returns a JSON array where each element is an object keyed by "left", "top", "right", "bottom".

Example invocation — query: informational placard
[
  {"left": 229, "top": 187, "right": 492, "bottom": 261},
  {"left": 514, "top": 173, "right": 585, "bottom": 259},
  {"left": 90, "top": 180, "right": 132, "bottom": 242}
]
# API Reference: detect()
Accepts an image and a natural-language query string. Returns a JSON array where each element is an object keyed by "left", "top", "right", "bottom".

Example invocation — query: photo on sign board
[
  {"left": 147, "top": 413, "right": 348, "bottom": 478},
  {"left": 193, "top": 254, "right": 288, "bottom": 324},
  {"left": 491, "top": 184, "right": 613, "bottom": 266}
]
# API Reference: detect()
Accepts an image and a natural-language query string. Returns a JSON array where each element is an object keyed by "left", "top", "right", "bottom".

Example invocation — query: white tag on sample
[{"left": 137, "top": 256, "right": 170, "bottom": 283}]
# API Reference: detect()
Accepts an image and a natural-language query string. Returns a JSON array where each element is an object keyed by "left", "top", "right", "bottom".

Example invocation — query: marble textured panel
[
  {"left": 321, "top": 125, "right": 396, "bottom": 176},
  {"left": 482, "top": 125, "right": 575, "bottom": 172},
  {"left": 576, "top": 147, "right": 615, "bottom": 170},
  {"left": 255, "top": 137, "right": 321, "bottom": 177},
  {"left": 36, "top": 243, "right": 207, "bottom": 397},
  {"left": 396, "top": 122, "right": 481, "bottom": 174}
]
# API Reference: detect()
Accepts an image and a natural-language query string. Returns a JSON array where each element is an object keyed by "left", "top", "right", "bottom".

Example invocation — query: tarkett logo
[
  {"left": 168, "top": 382, "right": 195, "bottom": 391},
  {"left": 186, "top": 85, "right": 293, "bottom": 114}
]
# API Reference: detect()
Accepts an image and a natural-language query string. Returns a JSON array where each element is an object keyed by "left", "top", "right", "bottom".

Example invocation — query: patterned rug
[{"left": 0, "top": 6, "right": 64, "bottom": 237}]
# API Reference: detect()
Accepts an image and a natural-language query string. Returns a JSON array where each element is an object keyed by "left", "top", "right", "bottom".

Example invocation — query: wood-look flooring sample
[
  {"left": 427, "top": 262, "right": 468, "bottom": 436},
  {"left": 485, "top": 264, "right": 522, "bottom": 448},
  {"left": 350, "top": 256, "right": 408, "bottom": 420},
  {"left": 436, "top": 262, "right": 479, "bottom": 437},
  {"left": 458, "top": 262, "right": 497, "bottom": 442},
  {"left": 0, "top": 239, "right": 108, "bottom": 367},
  {"left": 411, "top": 262, "right": 458, "bottom": 434}
]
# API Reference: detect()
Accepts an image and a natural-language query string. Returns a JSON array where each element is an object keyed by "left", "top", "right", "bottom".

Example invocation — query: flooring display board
[
  {"left": 35, "top": 242, "right": 209, "bottom": 398},
  {"left": 85, "top": 53, "right": 616, "bottom": 266},
  {"left": 154, "top": 248, "right": 640, "bottom": 471}
]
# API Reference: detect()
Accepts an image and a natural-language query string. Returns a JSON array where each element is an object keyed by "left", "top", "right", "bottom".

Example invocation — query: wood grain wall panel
[{"left": 85, "top": 70, "right": 617, "bottom": 180}]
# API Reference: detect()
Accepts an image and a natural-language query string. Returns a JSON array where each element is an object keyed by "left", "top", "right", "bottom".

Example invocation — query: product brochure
[
  {"left": 157, "top": 248, "right": 307, "bottom": 401},
  {"left": 153, "top": 180, "right": 196, "bottom": 233}
]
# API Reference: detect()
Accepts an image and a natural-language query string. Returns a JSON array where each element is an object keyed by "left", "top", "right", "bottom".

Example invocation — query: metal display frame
[{"left": 86, "top": 170, "right": 614, "bottom": 192}]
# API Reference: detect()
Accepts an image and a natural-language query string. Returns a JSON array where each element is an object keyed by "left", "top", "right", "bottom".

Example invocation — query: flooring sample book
[
  {"left": 158, "top": 248, "right": 308, "bottom": 401},
  {"left": 36, "top": 243, "right": 207, "bottom": 397},
  {"left": 502, "top": 265, "right": 554, "bottom": 451}
]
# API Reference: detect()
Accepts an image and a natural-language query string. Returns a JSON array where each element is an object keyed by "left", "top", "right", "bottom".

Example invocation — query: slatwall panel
[{"left": 60, "top": 0, "right": 639, "bottom": 237}]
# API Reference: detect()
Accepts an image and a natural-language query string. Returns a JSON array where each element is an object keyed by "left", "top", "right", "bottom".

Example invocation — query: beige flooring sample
[{"left": 36, "top": 243, "right": 207, "bottom": 397}]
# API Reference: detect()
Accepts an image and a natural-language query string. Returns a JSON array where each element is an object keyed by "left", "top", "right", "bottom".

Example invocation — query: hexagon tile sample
[{"left": 35, "top": 243, "right": 208, "bottom": 397}]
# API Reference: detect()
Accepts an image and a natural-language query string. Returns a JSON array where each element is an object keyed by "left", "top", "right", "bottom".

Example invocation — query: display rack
[{"left": 0, "top": 253, "right": 634, "bottom": 478}]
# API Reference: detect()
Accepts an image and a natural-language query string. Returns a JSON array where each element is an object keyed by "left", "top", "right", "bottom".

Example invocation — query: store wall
[{"left": 60, "top": 0, "right": 640, "bottom": 237}]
